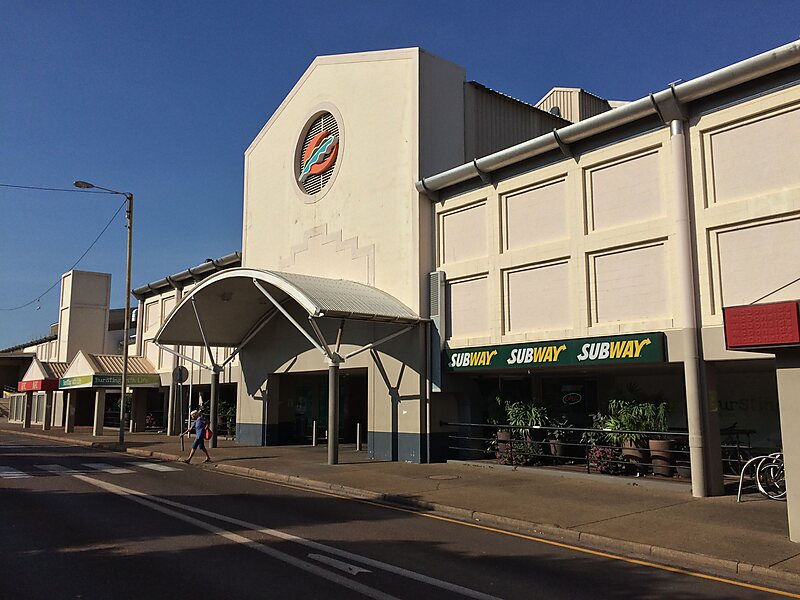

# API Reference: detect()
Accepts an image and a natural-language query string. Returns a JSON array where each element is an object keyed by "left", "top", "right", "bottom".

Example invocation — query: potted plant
[
  {"left": 642, "top": 401, "right": 674, "bottom": 477},
  {"left": 582, "top": 412, "right": 624, "bottom": 475},
  {"left": 490, "top": 396, "right": 548, "bottom": 465},
  {"left": 603, "top": 398, "right": 650, "bottom": 469},
  {"left": 547, "top": 415, "right": 570, "bottom": 461}
]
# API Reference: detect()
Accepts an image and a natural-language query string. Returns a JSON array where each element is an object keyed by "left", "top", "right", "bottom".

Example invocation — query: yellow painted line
[{"left": 212, "top": 467, "right": 800, "bottom": 599}]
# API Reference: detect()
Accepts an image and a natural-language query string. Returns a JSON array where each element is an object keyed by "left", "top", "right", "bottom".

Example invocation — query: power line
[
  {"left": 0, "top": 182, "right": 114, "bottom": 194},
  {"left": 749, "top": 275, "right": 800, "bottom": 305},
  {"left": 0, "top": 197, "right": 128, "bottom": 311}
]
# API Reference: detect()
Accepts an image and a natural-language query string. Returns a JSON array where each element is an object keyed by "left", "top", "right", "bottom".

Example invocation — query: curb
[{"left": 4, "top": 427, "right": 800, "bottom": 591}]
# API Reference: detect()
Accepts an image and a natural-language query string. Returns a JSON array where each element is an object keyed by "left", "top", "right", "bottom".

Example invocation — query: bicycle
[{"left": 737, "top": 452, "right": 786, "bottom": 502}]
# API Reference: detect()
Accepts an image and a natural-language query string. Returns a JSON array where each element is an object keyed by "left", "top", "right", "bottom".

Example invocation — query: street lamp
[{"left": 74, "top": 180, "right": 133, "bottom": 444}]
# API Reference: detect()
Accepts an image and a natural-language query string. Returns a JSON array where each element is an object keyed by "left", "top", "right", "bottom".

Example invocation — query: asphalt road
[{"left": 0, "top": 432, "right": 794, "bottom": 600}]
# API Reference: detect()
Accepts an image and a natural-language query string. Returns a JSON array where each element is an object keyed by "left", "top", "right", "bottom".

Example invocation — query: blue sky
[{"left": 1, "top": 1, "right": 799, "bottom": 347}]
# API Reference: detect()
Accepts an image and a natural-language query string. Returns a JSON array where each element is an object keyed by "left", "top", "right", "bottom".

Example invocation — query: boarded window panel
[
  {"left": 505, "top": 180, "right": 568, "bottom": 250},
  {"left": 718, "top": 219, "right": 800, "bottom": 307},
  {"left": 590, "top": 152, "right": 661, "bottom": 231},
  {"left": 441, "top": 203, "right": 487, "bottom": 264},
  {"left": 144, "top": 301, "right": 160, "bottom": 332},
  {"left": 594, "top": 244, "right": 669, "bottom": 323},
  {"left": 145, "top": 339, "right": 159, "bottom": 367},
  {"left": 162, "top": 296, "right": 176, "bottom": 320},
  {"left": 711, "top": 108, "right": 800, "bottom": 203},
  {"left": 446, "top": 277, "right": 488, "bottom": 339},
  {"left": 506, "top": 261, "right": 571, "bottom": 333}
]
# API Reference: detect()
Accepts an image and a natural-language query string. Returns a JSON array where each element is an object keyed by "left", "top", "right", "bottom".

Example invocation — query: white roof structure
[{"left": 156, "top": 268, "right": 422, "bottom": 348}]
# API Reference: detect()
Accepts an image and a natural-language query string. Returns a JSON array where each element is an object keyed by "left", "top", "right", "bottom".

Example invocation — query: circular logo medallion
[{"left": 296, "top": 112, "right": 340, "bottom": 195}]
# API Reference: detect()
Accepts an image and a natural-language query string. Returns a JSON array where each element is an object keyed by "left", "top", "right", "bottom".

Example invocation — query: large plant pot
[
  {"left": 676, "top": 460, "right": 691, "bottom": 479},
  {"left": 496, "top": 430, "right": 512, "bottom": 463},
  {"left": 648, "top": 439, "right": 675, "bottom": 477},
  {"left": 621, "top": 439, "right": 650, "bottom": 473},
  {"left": 548, "top": 438, "right": 564, "bottom": 461}
]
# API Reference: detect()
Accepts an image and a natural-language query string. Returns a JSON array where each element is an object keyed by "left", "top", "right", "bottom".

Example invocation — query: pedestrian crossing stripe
[
  {"left": 1, "top": 462, "right": 183, "bottom": 477},
  {"left": 83, "top": 463, "right": 135, "bottom": 475},
  {"left": 0, "top": 466, "right": 31, "bottom": 479},
  {"left": 127, "top": 462, "right": 179, "bottom": 472},
  {"left": 34, "top": 464, "right": 80, "bottom": 474}
]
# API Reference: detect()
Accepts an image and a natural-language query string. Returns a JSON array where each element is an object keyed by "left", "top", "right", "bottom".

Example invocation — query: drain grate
[{"left": 427, "top": 474, "right": 460, "bottom": 480}]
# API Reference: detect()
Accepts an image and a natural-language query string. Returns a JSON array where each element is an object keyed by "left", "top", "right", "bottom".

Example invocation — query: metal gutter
[
  {"left": 416, "top": 40, "right": 800, "bottom": 195},
  {"left": 132, "top": 251, "right": 242, "bottom": 300}
]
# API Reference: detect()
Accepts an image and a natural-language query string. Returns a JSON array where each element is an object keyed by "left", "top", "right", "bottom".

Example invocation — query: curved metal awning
[{"left": 155, "top": 268, "right": 422, "bottom": 367}]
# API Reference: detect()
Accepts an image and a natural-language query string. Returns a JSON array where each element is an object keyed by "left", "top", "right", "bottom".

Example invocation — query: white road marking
[
  {"left": 307, "top": 553, "right": 371, "bottom": 575},
  {"left": 126, "top": 461, "right": 179, "bottom": 472},
  {"left": 73, "top": 475, "right": 501, "bottom": 600},
  {"left": 74, "top": 475, "right": 401, "bottom": 600},
  {"left": 83, "top": 463, "right": 135, "bottom": 475},
  {"left": 0, "top": 466, "right": 31, "bottom": 479},
  {"left": 34, "top": 464, "right": 81, "bottom": 474}
]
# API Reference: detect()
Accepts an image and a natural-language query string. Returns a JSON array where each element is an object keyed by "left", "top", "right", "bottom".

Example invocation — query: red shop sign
[{"left": 723, "top": 301, "right": 800, "bottom": 349}]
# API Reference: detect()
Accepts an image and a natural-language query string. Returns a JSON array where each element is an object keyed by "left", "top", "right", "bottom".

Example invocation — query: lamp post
[{"left": 74, "top": 180, "right": 133, "bottom": 444}]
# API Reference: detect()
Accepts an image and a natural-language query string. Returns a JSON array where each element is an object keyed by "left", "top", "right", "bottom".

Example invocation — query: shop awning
[
  {"left": 18, "top": 358, "right": 68, "bottom": 392},
  {"left": 156, "top": 268, "right": 422, "bottom": 346},
  {"left": 59, "top": 351, "right": 160, "bottom": 389}
]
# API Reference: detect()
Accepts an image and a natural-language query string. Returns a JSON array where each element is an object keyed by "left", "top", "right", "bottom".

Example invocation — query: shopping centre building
[{"left": 4, "top": 42, "right": 800, "bottom": 520}]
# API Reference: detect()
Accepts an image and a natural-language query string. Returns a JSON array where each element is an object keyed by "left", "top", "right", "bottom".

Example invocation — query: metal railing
[{"left": 443, "top": 421, "right": 692, "bottom": 477}]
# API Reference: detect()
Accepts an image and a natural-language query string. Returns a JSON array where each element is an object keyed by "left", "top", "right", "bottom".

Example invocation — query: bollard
[
  {"left": 356, "top": 422, "right": 362, "bottom": 452},
  {"left": 312, "top": 420, "right": 317, "bottom": 447}
]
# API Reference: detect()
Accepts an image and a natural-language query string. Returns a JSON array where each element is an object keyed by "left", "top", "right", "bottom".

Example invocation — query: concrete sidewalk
[{"left": 3, "top": 422, "right": 799, "bottom": 592}]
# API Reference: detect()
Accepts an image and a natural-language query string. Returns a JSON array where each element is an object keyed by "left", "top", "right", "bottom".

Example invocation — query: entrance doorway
[{"left": 277, "top": 370, "right": 367, "bottom": 445}]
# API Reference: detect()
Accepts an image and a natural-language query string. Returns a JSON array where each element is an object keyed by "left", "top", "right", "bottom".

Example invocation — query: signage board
[
  {"left": 60, "top": 374, "right": 161, "bottom": 389},
  {"left": 17, "top": 379, "right": 58, "bottom": 392},
  {"left": 723, "top": 301, "right": 800, "bottom": 350},
  {"left": 445, "top": 332, "right": 665, "bottom": 372}
]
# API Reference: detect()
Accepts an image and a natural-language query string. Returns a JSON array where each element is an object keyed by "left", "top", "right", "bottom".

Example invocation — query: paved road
[{"left": 0, "top": 432, "right": 794, "bottom": 599}]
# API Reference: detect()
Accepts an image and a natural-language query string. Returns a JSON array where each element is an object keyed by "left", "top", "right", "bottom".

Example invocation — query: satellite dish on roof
[{"left": 172, "top": 365, "right": 189, "bottom": 383}]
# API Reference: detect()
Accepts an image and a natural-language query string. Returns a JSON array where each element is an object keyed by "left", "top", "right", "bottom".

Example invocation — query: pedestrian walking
[{"left": 182, "top": 409, "right": 212, "bottom": 464}]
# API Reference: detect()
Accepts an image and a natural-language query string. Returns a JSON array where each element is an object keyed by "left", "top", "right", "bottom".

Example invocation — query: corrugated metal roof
[
  {"left": 42, "top": 362, "right": 69, "bottom": 379},
  {"left": 0, "top": 334, "right": 57, "bottom": 354},
  {"left": 88, "top": 354, "right": 157, "bottom": 375},
  {"left": 156, "top": 268, "right": 423, "bottom": 347},
  {"left": 272, "top": 271, "right": 421, "bottom": 322}
]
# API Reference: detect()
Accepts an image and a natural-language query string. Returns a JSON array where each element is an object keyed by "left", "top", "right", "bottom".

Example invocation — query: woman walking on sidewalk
[{"left": 182, "top": 409, "right": 212, "bottom": 464}]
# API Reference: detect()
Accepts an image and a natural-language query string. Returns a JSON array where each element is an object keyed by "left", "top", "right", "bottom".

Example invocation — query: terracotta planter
[
  {"left": 549, "top": 438, "right": 564, "bottom": 460},
  {"left": 496, "top": 430, "right": 512, "bottom": 462},
  {"left": 621, "top": 439, "right": 650, "bottom": 473},
  {"left": 648, "top": 438, "right": 675, "bottom": 477}
]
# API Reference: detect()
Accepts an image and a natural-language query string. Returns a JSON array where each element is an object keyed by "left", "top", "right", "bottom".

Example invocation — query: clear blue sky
[{"left": 1, "top": 0, "right": 799, "bottom": 348}]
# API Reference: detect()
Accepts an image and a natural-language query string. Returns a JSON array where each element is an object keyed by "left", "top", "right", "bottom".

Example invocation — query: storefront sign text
[{"left": 445, "top": 333, "right": 665, "bottom": 372}]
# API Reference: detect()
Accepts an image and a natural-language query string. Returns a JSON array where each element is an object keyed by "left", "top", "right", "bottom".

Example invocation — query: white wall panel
[
  {"left": 589, "top": 151, "right": 661, "bottom": 231},
  {"left": 446, "top": 276, "right": 488, "bottom": 339},
  {"left": 504, "top": 179, "right": 568, "bottom": 250},
  {"left": 505, "top": 261, "right": 571, "bottom": 333},
  {"left": 592, "top": 243, "right": 668, "bottom": 323},
  {"left": 717, "top": 218, "right": 800, "bottom": 307},
  {"left": 440, "top": 202, "right": 487, "bottom": 264}
]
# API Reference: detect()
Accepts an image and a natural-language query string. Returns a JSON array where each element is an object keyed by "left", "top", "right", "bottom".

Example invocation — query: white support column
[
  {"left": 776, "top": 348, "right": 800, "bottom": 542},
  {"left": 42, "top": 391, "right": 53, "bottom": 431},
  {"left": 670, "top": 119, "right": 723, "bottom": 497},
  {"left": 22, "top": 391, "right": 33, "bottom": 429},
  {"left": 93, "top": 389, "right": 106, "bottom": 437},
  {"left": 64, "top": 392, "right": 76, "bottom": 433}
]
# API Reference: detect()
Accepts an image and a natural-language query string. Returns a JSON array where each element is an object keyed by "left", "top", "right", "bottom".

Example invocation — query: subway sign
[{"left": 445, "top": 333, "right": 665, "bottom": 371}]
